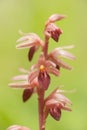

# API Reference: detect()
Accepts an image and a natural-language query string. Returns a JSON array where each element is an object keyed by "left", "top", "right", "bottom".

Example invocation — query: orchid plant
[{"left": 7, "top": 14, "right": 76, "bottom": 130}]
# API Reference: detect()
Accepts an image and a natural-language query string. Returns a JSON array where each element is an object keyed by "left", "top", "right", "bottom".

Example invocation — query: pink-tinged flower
[
  {"left": 48, "top": 45, "right": 76, "bottom": 70},
  {"left": 16, "top": 33, "right": 44, "bottom": 61},
  {"left": 9, "top": 68, "right": 38, "bottom": 102},
  {"left": 44, "top": 88, "right": 72, "bottom": 121},
  {"left": 28, "top": 54, "right": 60, "bottom": 90},
  {"left": 7, "top": 125, "right": 30, "bottom": 130},
  {"left": 44, "top": 14, "right": 65, "bottom": 42}
]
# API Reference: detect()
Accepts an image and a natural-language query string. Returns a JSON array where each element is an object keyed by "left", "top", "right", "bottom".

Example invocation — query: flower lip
[
  {"left": 49, "top": 107, "right": 61, "bottom": 121},
  {"left": 38, "top": 71, "right": 50, "bottom": 90}
]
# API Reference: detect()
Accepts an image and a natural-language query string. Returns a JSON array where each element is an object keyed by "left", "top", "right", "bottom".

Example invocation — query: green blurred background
[{"left": 0, "top": 0, "right": 87, "bottom": 129}]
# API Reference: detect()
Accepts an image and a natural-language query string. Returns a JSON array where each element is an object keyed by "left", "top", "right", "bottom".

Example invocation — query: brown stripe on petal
[
  {"left": 23, "top": 88, "right": 33, "bottom": 102},
  {"left": 9, "top": 82, "right": 30, "bottom": 88},
  {"left": 28, "top": 46, "right": 36, "bottom": 61},
  {"left": 38, "top": 72, "right": 50, "bottom": 90}
]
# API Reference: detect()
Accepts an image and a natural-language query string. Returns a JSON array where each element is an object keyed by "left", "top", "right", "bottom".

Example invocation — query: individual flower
[
  {"left": 44, "top": 14, "right": 65, "bottom": 42},
  {"left": 48, "top": 45, "right": 76, "bottom": 70},
  {"left": 16, "top": 33, "right": 44, "bottom": 61},
  {"left": 7, "top": 125, "right": 30, "bottom": 130},
  {"left": 44, "top": 87, "right": 72, "bottom": 121},
  {"left": 28, "top": 54, "right": 60, "bottom": 90},
  {"left": 9, "top": 68, "right": 38, "bottom": 102}
]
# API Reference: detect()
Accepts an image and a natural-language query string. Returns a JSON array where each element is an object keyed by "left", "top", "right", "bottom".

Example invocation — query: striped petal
[
  {"left": 12, "top": 75, "right": 28, "bottom": 81},
  {"left": 7, "top": 125, "right": 30, "bottom": 130},
  {"left": 9, "top": 82, "right": 30, "bottom": 88},
  {"left": 53, "top": 48, "right": 76, "bottom": 60},
  {"left": 16, "top": 40, "right": 35, "bottom": 49},
  {"left": 28, "top": 70, "right": 38, "bottom": 83},
  {"left": 47, "top": 67, "right": 60, "bottom": 76}
]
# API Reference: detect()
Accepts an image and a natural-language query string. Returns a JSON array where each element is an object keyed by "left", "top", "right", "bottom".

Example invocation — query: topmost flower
[{"left": 44, "top": 14, "right": 66, "bottom": 42}]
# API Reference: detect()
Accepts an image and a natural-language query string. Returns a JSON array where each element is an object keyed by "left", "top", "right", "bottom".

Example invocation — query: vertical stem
[
  {"left": 42, "top": 36, "right": 49, "bottom": 59},
  {"left": 38, "top": 89, "right": 45, "bottom": 130},
  {"left": 37, "top": 34, "right": 49, "bottom": 130},
  {"left": 43, "top": 41, "right": 48, "bottom": 58}
]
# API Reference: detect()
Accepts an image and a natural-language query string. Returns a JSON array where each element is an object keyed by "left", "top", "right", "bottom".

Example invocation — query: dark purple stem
[{"left": 38, "top": 88, "right": 45, "bottom": 130}]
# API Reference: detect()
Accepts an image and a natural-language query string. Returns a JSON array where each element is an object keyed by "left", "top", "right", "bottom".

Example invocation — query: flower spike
[{"left": 8, "top": 13, "right": 76, "bottom": 130}]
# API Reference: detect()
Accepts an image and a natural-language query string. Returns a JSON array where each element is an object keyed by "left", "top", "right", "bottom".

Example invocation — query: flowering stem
[
  {"left": 42, "top": 36, "right": 49, "bottom": 58},
  {"left": 7, "top": 13, "right": 75, "bottom": 130},
  {"left": 37, "top": 88, "right": 45, "bottom": 130}
]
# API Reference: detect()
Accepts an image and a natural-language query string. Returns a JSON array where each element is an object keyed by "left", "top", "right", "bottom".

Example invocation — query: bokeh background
[{"left": 0, "top": 0, "right": 87, "bottom": 130}]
